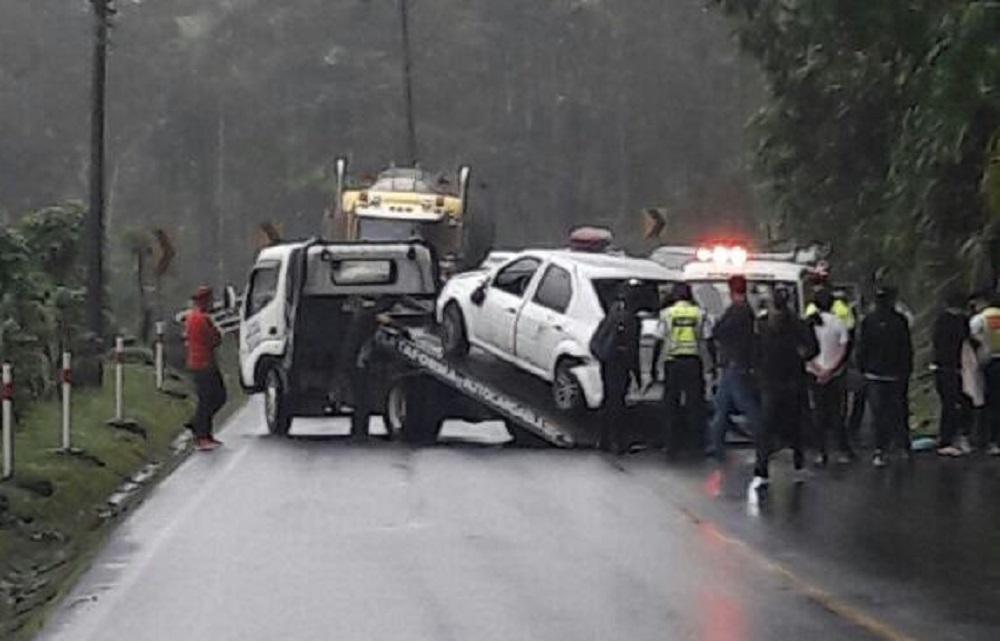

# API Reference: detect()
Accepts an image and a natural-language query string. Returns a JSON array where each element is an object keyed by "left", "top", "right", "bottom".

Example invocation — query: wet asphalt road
[{"left": 37, "top": 398, "right": 1000, "bottom": 641}]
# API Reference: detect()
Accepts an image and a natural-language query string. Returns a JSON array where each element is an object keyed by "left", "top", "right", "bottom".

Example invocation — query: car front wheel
[
  {"left": 441, "top": 303, "right": 470, "bottom": 357},
  {"left": 553, "top": 360, "right": 585, "bottom": 412}
]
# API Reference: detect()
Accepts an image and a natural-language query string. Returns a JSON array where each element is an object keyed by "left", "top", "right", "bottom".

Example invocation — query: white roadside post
[
  {"left": 114, "top": 336, "right": 125, "bottom": 423},
  {"left": 2, "top": 363, "right": 13, "bottom": 479},
  {"left": 154, "top": 322, "right": 165, "bottom": 391},
  {"left": 61, "top": 352, "right": 72, "bottom": 451},
  {"left": 107, "top": 336, "right": 139, "bottom": 430}
]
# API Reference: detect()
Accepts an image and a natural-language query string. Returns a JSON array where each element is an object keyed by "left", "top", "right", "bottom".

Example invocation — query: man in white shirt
[{"left": 807, "top": 289, "right": 852, "bottom": 465}]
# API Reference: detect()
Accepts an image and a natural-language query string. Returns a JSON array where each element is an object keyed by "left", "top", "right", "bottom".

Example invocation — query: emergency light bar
[{"left": 695, "top": 244, "right": 748, "bottom": 267}]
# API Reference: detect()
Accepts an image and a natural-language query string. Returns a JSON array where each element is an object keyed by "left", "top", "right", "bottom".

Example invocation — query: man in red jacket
[{"left": 186, "top": 286, "right": 227, "bottom": 451}]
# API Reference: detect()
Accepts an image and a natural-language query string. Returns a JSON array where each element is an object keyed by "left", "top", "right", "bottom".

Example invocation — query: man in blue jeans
[{"left": 708, "top": 275, "right": 761, "bottom": 462}]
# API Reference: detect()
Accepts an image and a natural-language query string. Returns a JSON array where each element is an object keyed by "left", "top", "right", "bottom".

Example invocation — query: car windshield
[
  {"left": 592, "top": 278, "right": 676, "bottom": 314},
  {"left": 690, "top": 279, "right": 799, "bottom": 319}
]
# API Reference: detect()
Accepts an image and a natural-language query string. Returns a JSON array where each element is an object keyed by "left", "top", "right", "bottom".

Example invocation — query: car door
[
  {"left": 517, "top": 262, "right": 575, "bottom": 377},
  {"left": 480, "top": 256, "right": 542, "bottom": 356},
  {"left": 239, "top": 260, "right": 285, "bottom": 386}
]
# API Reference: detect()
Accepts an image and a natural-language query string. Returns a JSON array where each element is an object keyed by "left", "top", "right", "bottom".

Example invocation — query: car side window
[
  {"left": 492, "top": 257, "right": 542, "bottom": 297},
  {"left": 246, "top": 265, "right": 279, "bottom": 318},
  {"left": 533, "top": 265, "right": 573, "bottom": 313}
]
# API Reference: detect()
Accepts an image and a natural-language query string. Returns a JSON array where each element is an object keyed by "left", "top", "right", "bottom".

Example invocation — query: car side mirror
[{"left": 471, "top": 280, "right": 488, "bottom": 306}]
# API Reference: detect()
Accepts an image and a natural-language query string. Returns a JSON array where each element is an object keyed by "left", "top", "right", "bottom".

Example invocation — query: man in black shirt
[
  {"left": 932, "top": 290, "right": 972, "bottom": 456},
  {"left": 590, "top": 281, "right": 641, "bottom": 454},
  {"left": 859, "top": 285, "right": 914, "bottom": 467},
  {"left": 708, "top": 275, "right": 760, "bottom": 462},
  {"left": 752, "top": 287, "right": 819, "bottom": 491}
]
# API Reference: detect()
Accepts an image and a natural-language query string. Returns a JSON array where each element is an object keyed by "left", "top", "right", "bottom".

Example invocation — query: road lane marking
[{"left": 677, "top": 506, "right": 919, "bottom": 641}]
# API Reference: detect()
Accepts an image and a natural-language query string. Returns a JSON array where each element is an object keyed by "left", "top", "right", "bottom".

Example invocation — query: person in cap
[
  {"left": 590, "top": 279, "right": 641, "bottom": 454},
  {"left": 858, "top": 283, "right": 913, "bottom": 467},
  {"left": 185, "top": 286, "right": 227, "bottom": 451},
  {"left": 970, "top": 291, "right": 1000, "bottom": 455},
  {"left": 707, "top": 275, "right": 760, "bottom": 462},
  {"left": 751, "top": 286, "right": 818, "bottom": 495},
  {"left": 657, "top": 281, "right": 711, "bottom": 456}
]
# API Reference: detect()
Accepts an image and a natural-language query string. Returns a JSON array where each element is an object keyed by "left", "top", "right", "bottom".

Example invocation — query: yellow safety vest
[
  {"left": 662, "top": 301, "right": 702, "bottom": 358},
  {"left": 804, "top": 299, "right": 856, "bottom": 331},
  {"left": 982, "top": 307, "right": 1000, "bottom": 356}
]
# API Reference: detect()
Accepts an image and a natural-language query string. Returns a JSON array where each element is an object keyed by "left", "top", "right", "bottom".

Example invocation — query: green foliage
[
  {"left": 0, "top": 203, "right": 87, "bottom": 403},
  {"left": 712, "top": 0, "right": 999, "bottom": 302}
]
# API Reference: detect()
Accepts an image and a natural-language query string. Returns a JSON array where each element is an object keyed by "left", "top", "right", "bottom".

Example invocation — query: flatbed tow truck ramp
[{"left": 374, "top": 324, "right": 662, "bottom": 449}]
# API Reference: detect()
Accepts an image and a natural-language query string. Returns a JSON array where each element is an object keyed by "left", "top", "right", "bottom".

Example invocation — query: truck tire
[
  {"left": 264, "top": 368, "right": 293, "bottom": 436},
  {"left": 399, "top": 379, "right": 444, "bottom": 445},
  {"left": 553, "top": 360, "right": 585, "bottom": 412},
  {"left": 441, "top": 303, "right": 470, "bottom": 358}
]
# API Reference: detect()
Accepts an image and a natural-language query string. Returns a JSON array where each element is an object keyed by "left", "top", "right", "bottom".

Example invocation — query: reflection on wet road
[{"left": 36, "top": 399, "right": 1000, "bottom": 641}]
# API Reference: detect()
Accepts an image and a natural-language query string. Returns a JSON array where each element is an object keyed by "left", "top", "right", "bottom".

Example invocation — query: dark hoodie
[{"left": 859, "top": 303, "right": 913, "bottom": 380}]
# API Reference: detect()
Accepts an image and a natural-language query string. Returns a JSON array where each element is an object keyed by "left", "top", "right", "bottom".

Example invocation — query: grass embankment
[{"left": 0, "top": 346, "right": 243, "bottom": 640}]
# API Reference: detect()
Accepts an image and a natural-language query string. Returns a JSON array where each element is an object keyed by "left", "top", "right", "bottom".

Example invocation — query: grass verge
[{"left": 0, "top": 346, "right": 243, "bottom": 640}]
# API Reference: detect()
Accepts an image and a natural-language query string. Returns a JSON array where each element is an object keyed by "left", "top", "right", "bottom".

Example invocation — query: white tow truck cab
[{"left": 239, "top": 239, "right": 458, "bottom": 440}]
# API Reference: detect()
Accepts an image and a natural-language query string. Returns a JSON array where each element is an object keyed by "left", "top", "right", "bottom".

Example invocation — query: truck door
[
  {"left": 517, "top": 263, "right": 574, "bottom": 377},
  {"left": 239, "top": 259, "right": 285, "bottom": 387},
  {"left": 481, "top": 256, "right": 542, "bottom": 355}
]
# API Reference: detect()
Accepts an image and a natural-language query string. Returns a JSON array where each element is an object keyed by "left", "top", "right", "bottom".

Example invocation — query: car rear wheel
[
  {"left": 398, "top": 378, "right": 445, "bottom": 445},
  {"left": 441, "top": 303, "right": 470, "bottom": 358},
  {"left": 553, "top": 360, "right": 585, "bottom": 412},
  {"left": 264, "top": 368, "right": 292, "bottom": 437}
]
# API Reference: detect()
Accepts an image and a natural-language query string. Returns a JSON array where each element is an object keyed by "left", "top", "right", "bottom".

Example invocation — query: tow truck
[{"left": 237, "top": 238, "right": 664, "bottom": 448}]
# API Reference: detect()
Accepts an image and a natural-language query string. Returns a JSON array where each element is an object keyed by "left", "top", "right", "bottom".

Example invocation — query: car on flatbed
[{"left": 435, "top": 249, "right": 681, "bottom": 411}]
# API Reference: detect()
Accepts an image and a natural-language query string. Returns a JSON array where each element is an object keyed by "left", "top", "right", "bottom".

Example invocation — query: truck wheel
[
  {"left": 264, "top": 368, "right": 293, "bottom": 436},
  {"left": 441, "top": 304, "right": 470, "bottom": 357},
  {"left": 553, "top": 360, "right": 585, "bottom": 412},
  {"left": 400, "top": 379, "right": 444, "bottom": 445}
]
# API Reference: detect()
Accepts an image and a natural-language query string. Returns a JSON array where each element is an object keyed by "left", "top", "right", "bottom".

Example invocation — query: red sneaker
[{"left": 195, "top": 437, "right": 219, "bottom": 452}]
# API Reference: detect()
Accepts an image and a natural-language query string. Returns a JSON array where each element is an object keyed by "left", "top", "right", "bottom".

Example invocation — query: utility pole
[
  {"left": 398, "top": 0, "right": 418, "bottom": 165},
  {"left": 86, "top": 0, "right": 112, "bottom": 341}
]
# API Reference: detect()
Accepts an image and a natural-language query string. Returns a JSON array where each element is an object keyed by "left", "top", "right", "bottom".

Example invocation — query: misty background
[{"left": 0, "top": 0, "right": 762, "bottom": 310}]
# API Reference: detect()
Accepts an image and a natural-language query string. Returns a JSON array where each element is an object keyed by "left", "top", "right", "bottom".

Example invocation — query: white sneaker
[
  {"left": 937, "top": 446, "right": 963, "bottom": 457},
  {"left": 987, "top": 444, "right": 1000, "bottom": 457},
  {"left": 957, "top": 436, "right": 973, "bottom": 454},
  {"left": 873, "top": 452, "right": 887, "bottom": 468}
]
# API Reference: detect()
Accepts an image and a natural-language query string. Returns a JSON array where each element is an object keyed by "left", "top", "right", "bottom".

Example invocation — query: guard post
[
  {"left": 154, "top": 321, "right": 165, "bottom": 391},
  {"left": 2, "top": 363, "right": 13, "bottom": 479},
  {"left": 61, "top": 352, "right": 72, "bottom": 450}
]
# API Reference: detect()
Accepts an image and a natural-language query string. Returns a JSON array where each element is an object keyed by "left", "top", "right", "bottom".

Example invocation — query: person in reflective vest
[
  {"left": 658, "top": 282, "right": 710, "bottom": 456},
  {"left": 970, "top": 293, "right": 1000, "bottom": 455}
]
